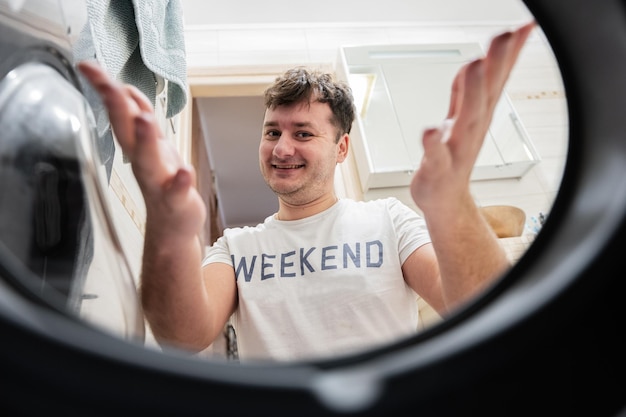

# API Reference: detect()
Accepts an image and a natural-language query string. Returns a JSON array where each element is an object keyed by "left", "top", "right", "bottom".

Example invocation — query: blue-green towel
[{"left": 80, "top": 0, "right": 188, "bottom": 119}]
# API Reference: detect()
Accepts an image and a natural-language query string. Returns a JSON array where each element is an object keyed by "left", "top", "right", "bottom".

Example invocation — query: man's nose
[{"left": 272, "top": 134, "right": 295, "bottom": 157}]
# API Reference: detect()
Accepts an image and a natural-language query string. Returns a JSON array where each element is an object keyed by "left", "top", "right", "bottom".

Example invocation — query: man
[{"left": 78, "top": 22, "right": 535, "bottom": 362}]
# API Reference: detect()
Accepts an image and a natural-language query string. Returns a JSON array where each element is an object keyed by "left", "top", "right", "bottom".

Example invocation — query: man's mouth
[{"left": 272, "top": 164, "right": 304, "bottom": 169}]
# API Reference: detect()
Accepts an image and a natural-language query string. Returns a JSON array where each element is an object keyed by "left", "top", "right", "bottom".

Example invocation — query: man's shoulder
[
  {"left": 340, "top": 196, "right": 403, "bottom": 209},
  {"left": 221, "top": 220, "right": 270, "bottom": 238}
]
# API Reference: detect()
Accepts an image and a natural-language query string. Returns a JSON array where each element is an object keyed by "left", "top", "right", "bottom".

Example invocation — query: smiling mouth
[{"left": 273, "top": 164, "right": 304, "bottom": 169}]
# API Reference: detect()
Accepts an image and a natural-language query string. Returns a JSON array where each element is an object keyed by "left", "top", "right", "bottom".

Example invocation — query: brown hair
[{"left": 264, "top": 67, "right": 356, "bottom": 141}]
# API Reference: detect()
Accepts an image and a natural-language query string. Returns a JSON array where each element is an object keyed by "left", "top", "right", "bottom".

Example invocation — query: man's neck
[{"left": 276, "top": 194, "right": 339, "bottom": 221}]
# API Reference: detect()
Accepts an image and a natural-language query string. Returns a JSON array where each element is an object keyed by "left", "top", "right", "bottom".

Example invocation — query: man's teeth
[{"left": 276, "top": 165, "right": 301, "bottom": 169}]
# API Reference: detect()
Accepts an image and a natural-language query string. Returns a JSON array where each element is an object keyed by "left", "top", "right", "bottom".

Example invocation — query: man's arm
[
  {"left": 405, "top": 22, "right": 535, "bottom": 314},
  {"left": 78, "top": 62, "right": 236, "bottom": 351}
]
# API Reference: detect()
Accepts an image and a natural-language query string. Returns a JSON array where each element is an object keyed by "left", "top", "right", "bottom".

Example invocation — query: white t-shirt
[{"left": 202, "top": 197, "right": 431, "bottom": 361}]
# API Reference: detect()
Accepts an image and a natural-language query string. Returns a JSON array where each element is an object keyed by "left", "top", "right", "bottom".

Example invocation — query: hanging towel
[{"left": 78, "top": 0, "right": 188, "bottom": 119}]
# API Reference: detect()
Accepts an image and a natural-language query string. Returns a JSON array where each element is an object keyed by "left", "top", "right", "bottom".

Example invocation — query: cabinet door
[{"left": 337, "top": 42, "right": 540, "bottom": 192}]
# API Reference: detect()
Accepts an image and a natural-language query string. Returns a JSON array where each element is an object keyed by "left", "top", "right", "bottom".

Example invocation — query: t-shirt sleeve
[
  {"left": 387, "top": 198, "right": 431, "bottom": 264},
  {"left": 201, "top": 234, "right": 233, "bottom": 267}
]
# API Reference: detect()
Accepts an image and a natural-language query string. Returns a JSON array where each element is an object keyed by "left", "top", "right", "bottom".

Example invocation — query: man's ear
[{"left": 337, "top": 133, "right": 349, "bottom": 163}]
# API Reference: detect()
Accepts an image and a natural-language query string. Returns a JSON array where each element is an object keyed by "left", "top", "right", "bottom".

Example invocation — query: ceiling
[
  {"left": 179, "top": 0, "right": 530, "bottom": 26},
  {"left": 179, "top": 0, "right": 533, "bottom": 230}
]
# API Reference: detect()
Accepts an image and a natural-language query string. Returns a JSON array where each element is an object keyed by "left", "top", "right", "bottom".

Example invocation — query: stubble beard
[{"left": 265, "top": 168, "right": 330, "bottom": 206}]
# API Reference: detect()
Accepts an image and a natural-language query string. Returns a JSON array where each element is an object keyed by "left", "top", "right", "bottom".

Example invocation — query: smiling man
[{"left": 78, "top": 22, "right": 535, "bottom": 362}]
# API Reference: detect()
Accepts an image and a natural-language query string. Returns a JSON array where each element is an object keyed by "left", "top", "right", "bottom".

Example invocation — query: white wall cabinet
[{"left": 337, "top": 42, "right": 541, "bottom": 193}]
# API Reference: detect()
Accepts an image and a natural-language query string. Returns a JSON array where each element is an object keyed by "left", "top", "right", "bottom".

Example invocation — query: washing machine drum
[{"left": 0, "top": 62, "right": 143, "bottom": 340}]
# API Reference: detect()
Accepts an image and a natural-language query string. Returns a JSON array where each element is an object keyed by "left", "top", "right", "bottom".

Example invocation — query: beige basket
[{"left": 479, "top": 205, "right": 526, "bottom": 238}]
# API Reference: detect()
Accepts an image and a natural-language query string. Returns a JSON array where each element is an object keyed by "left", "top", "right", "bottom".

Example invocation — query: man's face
[{"left": 259, "top": 100, "right": 348, "bottom": 206}]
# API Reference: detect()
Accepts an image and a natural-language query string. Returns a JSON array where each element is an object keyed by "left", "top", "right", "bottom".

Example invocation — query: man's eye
[
  {"left": 296, "top": 132, "right": 312, "bottom": 139},
  {"left": 265, "top": 131, "right": 280, "bottom": 139}
]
